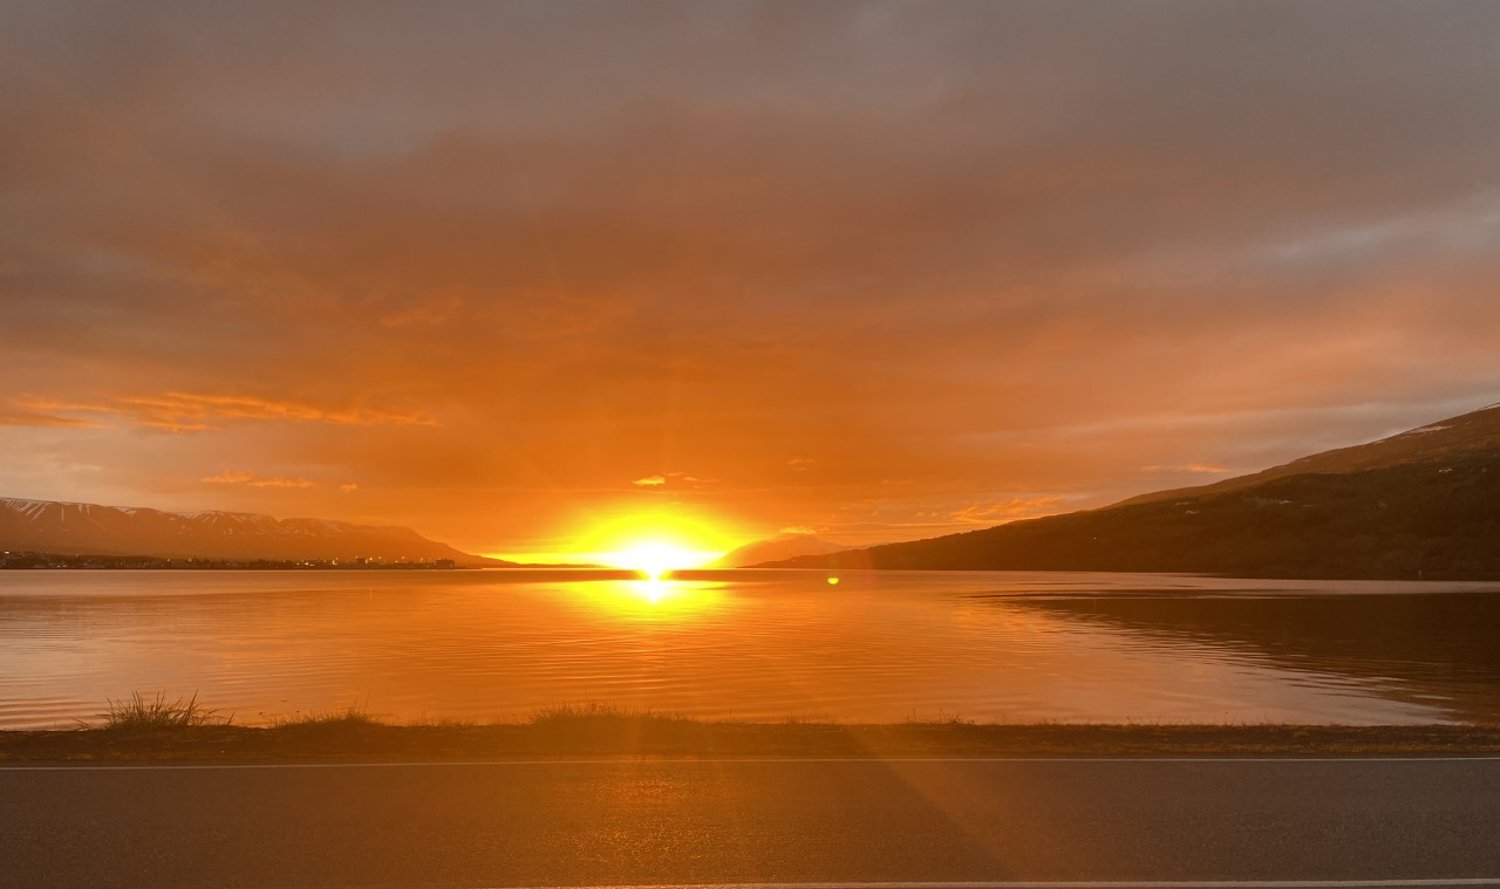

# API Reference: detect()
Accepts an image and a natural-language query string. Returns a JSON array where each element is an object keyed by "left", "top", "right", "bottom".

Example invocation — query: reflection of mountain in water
[{"left": 1008, "top": 592, "right": 1500, "bottom": 725}]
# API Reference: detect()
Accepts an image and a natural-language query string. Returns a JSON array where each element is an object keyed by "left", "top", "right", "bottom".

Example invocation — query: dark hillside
[
  {"left": 1122, "top": 403, "right": 1500, "bottom": 506},
  {"left": 769, "top": 404, "right": 1500, "bottom": 579}
]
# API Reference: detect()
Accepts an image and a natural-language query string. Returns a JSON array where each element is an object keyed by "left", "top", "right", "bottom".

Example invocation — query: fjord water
[{"left": 2, "top": 569, "right": 1498, "bottom": 729}]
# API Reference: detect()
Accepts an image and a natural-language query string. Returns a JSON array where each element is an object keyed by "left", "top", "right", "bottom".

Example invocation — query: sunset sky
[{"left": 4, "top": 1, "right": 1500, "bottom": 560}]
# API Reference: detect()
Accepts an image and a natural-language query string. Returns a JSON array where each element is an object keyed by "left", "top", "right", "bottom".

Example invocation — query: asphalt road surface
[{"left": 2, "top": 757, "right": 1498, "bottom": 889}]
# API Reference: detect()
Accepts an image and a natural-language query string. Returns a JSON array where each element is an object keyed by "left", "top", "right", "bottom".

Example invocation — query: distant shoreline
[
  {"left": 0, "top": 552, "right": 606, "bottom": 570},
  {"left": 5, "top": 720, "right": 1499, "bottom": 764},
  {"left": 0, "top": 552, "right": 473, "bottom": 570}
]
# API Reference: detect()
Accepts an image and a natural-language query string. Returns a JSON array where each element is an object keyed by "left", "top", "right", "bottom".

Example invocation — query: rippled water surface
[{"left": 3, "top": 569, "right": 1499, "bottom": 728}]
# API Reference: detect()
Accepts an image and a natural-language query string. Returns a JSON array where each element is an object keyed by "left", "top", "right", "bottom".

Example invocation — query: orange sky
[{"left": 3, "top": 2, "right": 1500, "bottom": 558}]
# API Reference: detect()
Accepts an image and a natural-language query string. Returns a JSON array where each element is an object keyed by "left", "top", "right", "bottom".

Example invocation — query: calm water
[{"left": 2, "top": 569, "right": 1499, "bottom": 728}]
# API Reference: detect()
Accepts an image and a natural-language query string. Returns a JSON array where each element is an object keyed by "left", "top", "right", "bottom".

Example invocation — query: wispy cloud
[
  {"left": 126, "top": 393, "right": 436, "bottom": 430},
  {"left": 630, "top": 471, "right": 715, "bottom": 489},
  {"left": 379, "top": 296, "right": 466, "bottom": 328},
  {"left": 202, "top": 471, "right": 314, "bottom": 489},
  {"left": 0, "top": 403, "right": 100, "bottom": 429},
  {"left": 18, "top": 393, "right": 435, "bottom": 433},
  {"left": 950, "top": 496, "right": 1066, "bottom": 525},
  {"left": 1143, "top": 464, "right": 1233, "bottom": 475}
]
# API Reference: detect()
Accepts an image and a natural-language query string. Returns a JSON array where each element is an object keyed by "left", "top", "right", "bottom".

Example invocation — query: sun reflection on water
[
  {"left": 630, "top": 576, "right": 671, "bottom": 604},
  {"left": 559, "top": 575, "right": 730, "bottom": 622}
]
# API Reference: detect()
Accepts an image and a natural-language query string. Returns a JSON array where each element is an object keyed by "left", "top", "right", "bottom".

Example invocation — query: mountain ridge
[
  {"left": 0, "top": 497, "right": 504, "bottom": 566},
  {"left": 762, "top": 403, "right": 1500, "bottom": 580},
  {"left": 1120, "top": 402, "right": 1500, "bottom": 507}
]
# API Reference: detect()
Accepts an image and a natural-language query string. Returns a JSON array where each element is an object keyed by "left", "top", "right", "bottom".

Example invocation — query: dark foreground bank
[{"left": 5, "top": 717, "right": 1500, "bottom": 763}]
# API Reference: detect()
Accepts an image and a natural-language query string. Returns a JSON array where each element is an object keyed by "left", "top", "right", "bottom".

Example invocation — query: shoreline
[{"left": 5, "top": 720, "right": 1500, "bottom": 764}]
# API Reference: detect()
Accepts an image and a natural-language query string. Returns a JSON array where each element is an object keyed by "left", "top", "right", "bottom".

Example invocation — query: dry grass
[
  {"left": 14, "top": 692, "right": 1491, "bottom": 764},
  {"left": 900, "top": 710, "right": 977, "bottom": 727},
  {"left": 94, "top": 692, "right": 227, "bottom": 730},
  {"left": 271, "top": 706, "right": 380, "bottom": 729},
  {"left": 527, "top": 702, "right": 697, "bottom": 727}
]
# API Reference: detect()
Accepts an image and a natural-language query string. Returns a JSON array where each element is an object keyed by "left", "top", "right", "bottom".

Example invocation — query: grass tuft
[
  {"left": 527, "top": 702, "right": 696, "bottom": 727},
  {"left": 271, "top": 706, "right": 381, "bottom": 729},
  {"left": 899, "top": 709, "right": 976, "bottom": 727},
  {"left": 95, "top": 692, "right": 226, "bottom": 730}
]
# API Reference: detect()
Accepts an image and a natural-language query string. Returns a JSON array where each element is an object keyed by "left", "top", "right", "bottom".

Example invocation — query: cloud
[
  {"left": 2, "top": 3, "right": 1499, "bottom": 552},
  {"left": 18, "top": 393, "right": 435, "bottom": 433},
  {"left": 630, "top": 472, "right": 715, "bottom": 489},
  {"left": 124, "top": 393, "right": 436, "bottom": 430},
  {"left": 1143, "top": 464, "right": 1234, "bottom": 475},
  {"left": 0, "top": 403, "right": 99, "bottom": 428},
  {"left": 379, "top": 296, "right": 465, "bottom": 328},
  {"left": 338, "top": 483, "right": 359, "bottom": 493},
  {"left": 202, "top": 471, "right": 314, "bottom": 489},
  {"left": 950, "top": 496, "right": 1067, "bottom": 526}
]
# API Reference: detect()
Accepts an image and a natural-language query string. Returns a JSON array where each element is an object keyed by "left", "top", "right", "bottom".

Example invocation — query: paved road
[{"left": 2, "top": 757, "right": 1498, "bottom": 889}]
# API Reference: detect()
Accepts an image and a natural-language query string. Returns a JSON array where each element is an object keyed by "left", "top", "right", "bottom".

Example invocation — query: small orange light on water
[{"left": 827, "top": 576, "right": 840, "bottom": 586}]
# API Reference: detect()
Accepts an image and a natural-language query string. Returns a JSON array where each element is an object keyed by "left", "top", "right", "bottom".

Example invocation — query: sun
[
  {"left": 604, "top": 540, "right": 719, "bottom": 580},
  {"left": 570, "top": 507, "right": 736, "bottom": 579}
]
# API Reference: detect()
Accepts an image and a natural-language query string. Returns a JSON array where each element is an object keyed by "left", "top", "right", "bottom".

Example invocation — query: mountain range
[
  {"left": 763, "top": 403, "right": 1500, "bottom": 580},
  {"left": 8, "top": 403, "right": 1500, "bottom": 578},
  {"left": 0, "top": 498, "right": 501, "bottom": 566}
]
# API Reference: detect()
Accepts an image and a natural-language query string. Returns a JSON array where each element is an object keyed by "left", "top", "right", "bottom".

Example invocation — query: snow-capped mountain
[{"left": 0, "top": 497, "right": 499, "bottom": 565}]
